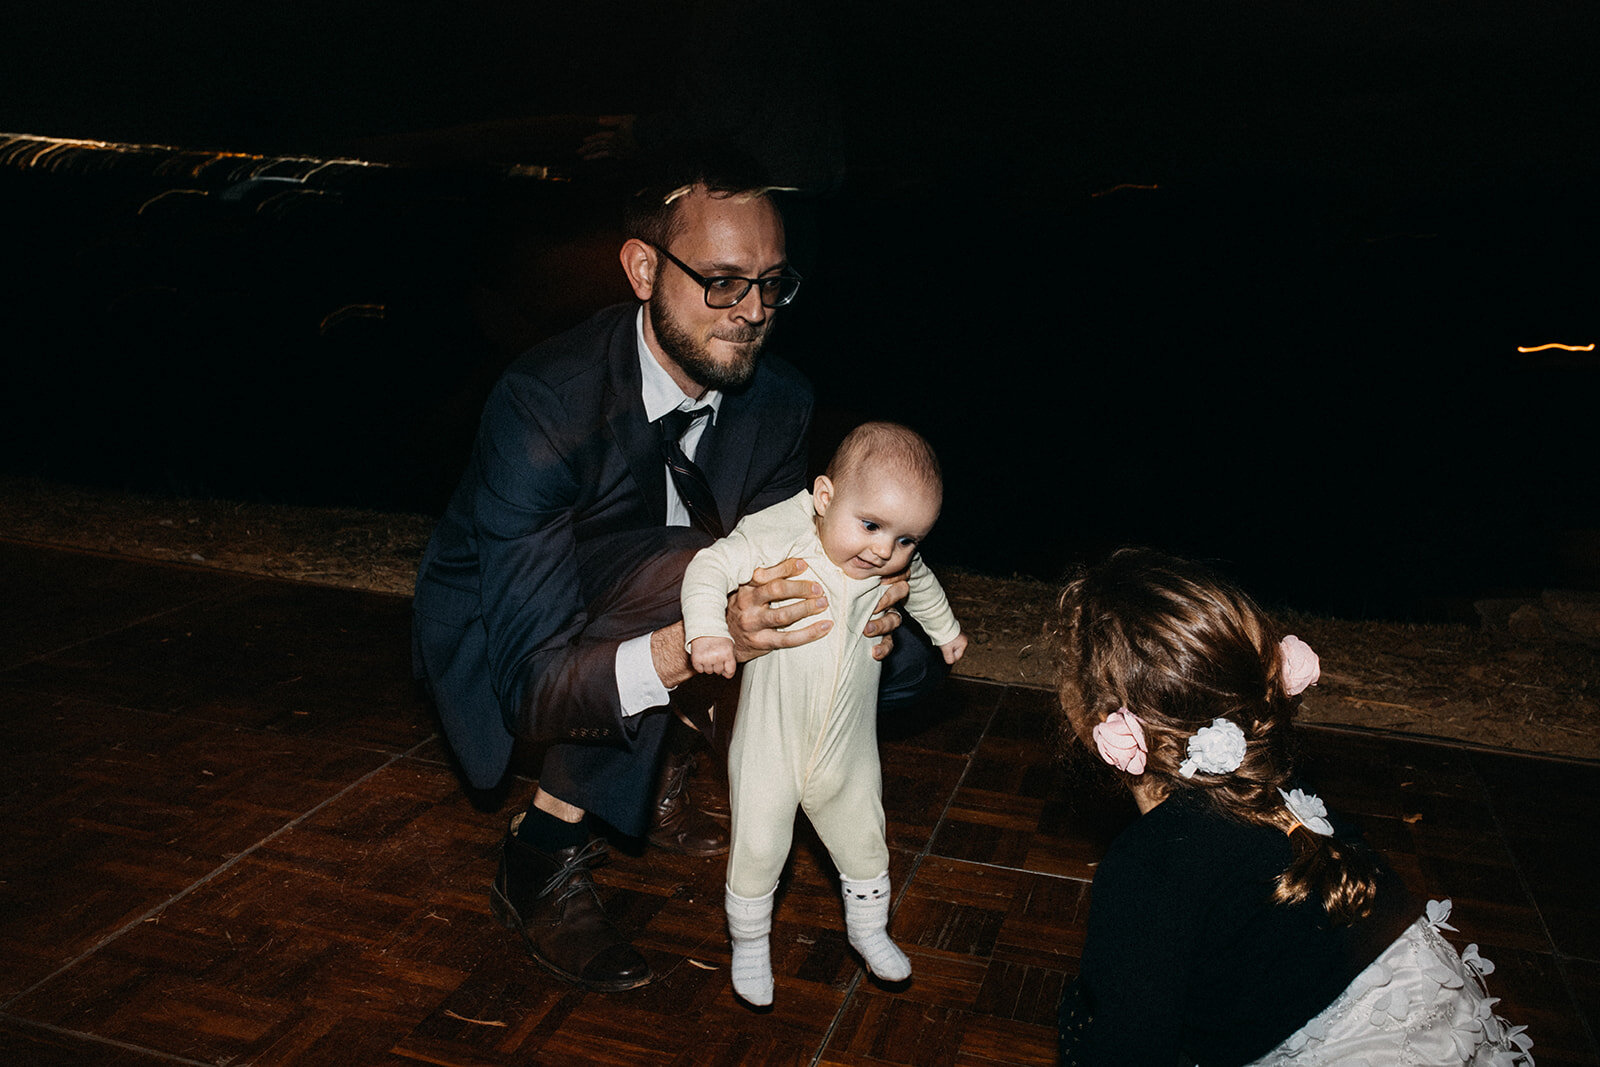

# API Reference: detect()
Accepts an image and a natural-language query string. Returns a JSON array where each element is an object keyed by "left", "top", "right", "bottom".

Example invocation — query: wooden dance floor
[{"left": 2, "top": 540, "right": 1596, "bottom": 1065}]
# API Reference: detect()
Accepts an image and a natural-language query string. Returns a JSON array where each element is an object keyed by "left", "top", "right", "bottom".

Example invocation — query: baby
[{"left": 681, "top": 421, "right": 967, "bottom": 1005}]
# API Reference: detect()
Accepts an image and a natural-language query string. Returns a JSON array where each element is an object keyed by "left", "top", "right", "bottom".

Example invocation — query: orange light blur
[
  {"left": 1090, "top": 183, "right": 1160, "bottom": 198},
  {"left": 1517, "top": 343, "right": 1595, "bottom": 353}
]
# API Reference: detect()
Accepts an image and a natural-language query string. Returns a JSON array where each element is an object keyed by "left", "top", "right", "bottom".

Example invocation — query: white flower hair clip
[
  {"left": 1178, "top": 717, "right": 1247, "bottom": 778},
  {"left": 1279, "top": 788, "right": 1335, "bottom": 836}
]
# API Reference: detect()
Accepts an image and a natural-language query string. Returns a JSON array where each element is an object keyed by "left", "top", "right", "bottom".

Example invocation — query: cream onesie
[{"left": 680, "top": 489, "right": 961, "bottom": 899}]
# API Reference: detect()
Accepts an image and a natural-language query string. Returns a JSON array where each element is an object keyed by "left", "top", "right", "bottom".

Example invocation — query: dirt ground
[{"left": 4, "top": 475, "right": 1597, "bottom": 762}]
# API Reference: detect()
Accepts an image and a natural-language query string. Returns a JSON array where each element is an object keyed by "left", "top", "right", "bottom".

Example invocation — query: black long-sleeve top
[{"left": 1059, "top": 791, "right": 1417, "bottom": 1066}]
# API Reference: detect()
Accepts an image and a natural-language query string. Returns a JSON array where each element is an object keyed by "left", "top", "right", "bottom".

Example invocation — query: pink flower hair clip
[
  {"left": 1279, "top": 635, "right": 1321, "bottom": 696},
  {"left": 1092, "top": 708, "right": 1148, "bottom": 775}
]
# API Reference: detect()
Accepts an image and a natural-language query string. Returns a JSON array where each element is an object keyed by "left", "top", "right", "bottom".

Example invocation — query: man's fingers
[
  {"left": 872, "top": 578, "right": 910, "bottom": 615},
  {"left": 729, "top": 557, "right": 831, "bottom": 663},
  {"left": 862, "top": 607, "right": 903, "bottom": 639},
  {"left": 759, "top": 578, "right": 824, "bottom": 604},
  {"left": 762, "top": 593, "right": 828, "bottom": 629},
  {"left": 759, "top": 619, "right": 832, "bottom": 650},
  {"left": 750, "top": 557, "right": 808, "bottom": 586}
]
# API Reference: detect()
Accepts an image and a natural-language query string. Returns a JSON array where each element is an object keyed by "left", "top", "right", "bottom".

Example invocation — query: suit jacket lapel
[
  {"left": 700, "top": 391, "right": 758, "bottom": 533},
  {"left": 603, "top": 312, "right": 669, "bottom": 525}
]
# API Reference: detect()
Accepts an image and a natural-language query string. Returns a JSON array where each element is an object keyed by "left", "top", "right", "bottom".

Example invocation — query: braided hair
[{"left": 1054, "top": 548, "right": 1381, "bottom": 924}]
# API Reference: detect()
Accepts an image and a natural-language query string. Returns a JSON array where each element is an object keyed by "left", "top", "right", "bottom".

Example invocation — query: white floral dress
[{"left": 1251, "top": 899, "right": 1534, "bottom": 1066}]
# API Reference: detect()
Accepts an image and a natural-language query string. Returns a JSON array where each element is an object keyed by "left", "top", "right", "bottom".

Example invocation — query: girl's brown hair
[{"left": 1054, "top": 548, "right": 1380, "bottom": 924}]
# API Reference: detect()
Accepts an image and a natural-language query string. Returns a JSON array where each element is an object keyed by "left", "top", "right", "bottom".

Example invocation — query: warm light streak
[
  {"left": 1517, "top": 342, "right": 1594, "bottom": 353},
  {"left": 1091, "top": 183, "right": 1160, "bottom": 198},
  {"left": 5, "top": 132, "right": 568, "bottom": 196},
  {"left": 1, "top": 133, "right": 384, "bottom": 183},
  {"left": 507, "top": 163, "right": 562, "bottom": 180},
  {"left": 252, "top": 187, "right": 334, "bottom": 214},
  {"left": 319, "top": 304, "right": 387, "bottom": 334},
  {"left": 138, "top": 189, "right": 208, "bottom": 214}
]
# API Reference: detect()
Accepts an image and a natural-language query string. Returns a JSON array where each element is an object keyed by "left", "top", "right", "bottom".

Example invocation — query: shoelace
[
  {"left": 658, "top": 758, "right": 691, "bottom": 806},
  {"left": 538, "top": 837, "right": 610, "bottom": 904}
]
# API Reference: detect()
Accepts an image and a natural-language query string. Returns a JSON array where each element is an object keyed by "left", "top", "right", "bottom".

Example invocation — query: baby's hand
[
  {"left": 690, "top": 636, "right": 738, "bottom": 678},
  {"left": 940, "top": 632, "right": 969, "bottom": 666}
]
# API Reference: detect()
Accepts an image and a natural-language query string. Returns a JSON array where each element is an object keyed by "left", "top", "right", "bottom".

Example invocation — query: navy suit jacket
[{"left": 414, "top": 303, "right": 814, "bottom": 789}]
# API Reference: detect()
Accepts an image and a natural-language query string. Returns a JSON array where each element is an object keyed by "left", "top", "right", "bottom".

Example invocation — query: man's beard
[{"left": 648, "top": 298, "right": 767, "bottom": 391}]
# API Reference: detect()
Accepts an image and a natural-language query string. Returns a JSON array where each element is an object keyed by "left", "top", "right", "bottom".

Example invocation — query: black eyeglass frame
[{"left": 648, "top": 242, "right": 803, "bottom": 309}]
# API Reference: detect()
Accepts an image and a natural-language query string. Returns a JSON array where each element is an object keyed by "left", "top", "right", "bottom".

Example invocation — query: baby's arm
[
  {"left": 681, "top": 518, "right": 766, "bottom": 672},
  {"left": 683, "top": 494, "right": 823, "bottom": 673},
  {"left": 689, "top": 636, "right": 738, "bottom": 678},
  {"left": 902, "top": 555, "right": 966, "bottom": 663}
]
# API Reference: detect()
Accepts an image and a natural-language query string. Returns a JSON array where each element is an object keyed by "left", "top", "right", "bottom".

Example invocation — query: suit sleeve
[{"left": 472, "top": 376, "right": 630, "bottom": 740}]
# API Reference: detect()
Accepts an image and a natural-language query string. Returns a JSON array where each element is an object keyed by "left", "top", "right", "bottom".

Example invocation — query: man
[{"left": 413, "top": 154, "right": 942, "bottom": 992}]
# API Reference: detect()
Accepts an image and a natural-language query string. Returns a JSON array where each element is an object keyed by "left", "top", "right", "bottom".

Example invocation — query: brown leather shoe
[
  {"left": 646, "top": 749, "right": 729, "bottom": 857},
  {"left": 490, "top": 829, "right": 652, "bottom": 991}
]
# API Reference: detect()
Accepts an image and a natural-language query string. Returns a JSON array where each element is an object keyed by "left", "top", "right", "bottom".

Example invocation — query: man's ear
[
  {"left": 812, "top": 475, "right": 833, "bottom": 515},
  {"left": 620, "top": 238, "right": 657, "bottom": 300}
]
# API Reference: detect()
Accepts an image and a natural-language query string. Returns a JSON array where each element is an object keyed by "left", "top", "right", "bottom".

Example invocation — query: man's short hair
[
  {"left": 623, "top": 143, "right": 785, "bottom": 250},
  {"left": 826, "top": 421, "right": 944, "bottom": 497}
]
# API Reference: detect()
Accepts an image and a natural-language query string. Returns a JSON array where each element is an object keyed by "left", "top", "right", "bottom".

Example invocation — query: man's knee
[{"left": 576, "top": 526, "right": 716, "bottom": 639}]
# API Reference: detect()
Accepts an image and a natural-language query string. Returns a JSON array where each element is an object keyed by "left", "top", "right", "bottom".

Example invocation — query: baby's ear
[{"left": 812, "top": 475, "right": 834, "bottom": 514}]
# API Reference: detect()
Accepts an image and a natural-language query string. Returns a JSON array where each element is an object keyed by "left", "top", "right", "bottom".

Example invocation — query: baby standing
[
  {"left": 1054, "top": 548, "right": 1533, "bottom": 1065},
  {"left": 681, "top": 421, "right": 967, "bottom": 1005}
]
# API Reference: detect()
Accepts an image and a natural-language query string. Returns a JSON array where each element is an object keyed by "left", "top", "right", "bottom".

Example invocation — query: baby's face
[{"left": 813, "top": 470, "right": 941, "bottom": 579}]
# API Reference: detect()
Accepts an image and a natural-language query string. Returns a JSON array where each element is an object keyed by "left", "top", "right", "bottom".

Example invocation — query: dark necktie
[{"left": 654, "top": 407, "right": 724, "bottom": 538}]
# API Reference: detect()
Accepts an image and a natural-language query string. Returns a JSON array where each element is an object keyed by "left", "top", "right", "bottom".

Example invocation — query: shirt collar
[{"left": 635, "top": 306, "right": 722, "bottom": 423}]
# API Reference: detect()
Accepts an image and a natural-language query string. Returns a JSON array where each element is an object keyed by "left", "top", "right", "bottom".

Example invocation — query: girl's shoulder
[{"left": 1103, "top": 792, "right": 1289, "bottom": 886}]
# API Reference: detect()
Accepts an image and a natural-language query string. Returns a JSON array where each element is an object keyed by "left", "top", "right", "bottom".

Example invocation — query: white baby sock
[
  {"left": 840, "top": 871, "right": 911, "bottom": 982},
  {"left": 724, "top": 885, "right": 776, "bottom": 1005}
]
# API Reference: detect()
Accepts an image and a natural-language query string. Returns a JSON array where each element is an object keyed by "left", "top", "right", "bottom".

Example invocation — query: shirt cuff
[{"left": 615, "top": 633, "right": 671, "bottom": 718}]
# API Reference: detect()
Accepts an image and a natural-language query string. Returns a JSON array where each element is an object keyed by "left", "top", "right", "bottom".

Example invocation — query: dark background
[{"left": 3, "top": 1, "right": 1597, "bottom": 619}]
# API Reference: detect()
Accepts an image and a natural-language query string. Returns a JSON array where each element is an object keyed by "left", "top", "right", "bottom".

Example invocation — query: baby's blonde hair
[
  {"left": 825, "top": 421, "right": 943, "bottom": 498},
  {"left": 1054, "top": 548, "right": 1381, "bottom": 925}
]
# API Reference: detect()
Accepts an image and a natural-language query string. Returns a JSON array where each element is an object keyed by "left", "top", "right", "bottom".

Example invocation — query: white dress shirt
[{"left": 613, "top": 307, "right": 724, "bottom": 716}]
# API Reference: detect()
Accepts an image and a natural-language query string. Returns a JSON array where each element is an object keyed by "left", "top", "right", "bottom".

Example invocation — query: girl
[{"left": 1053, "top": 548, "right": 1532, "bottom": 1065}]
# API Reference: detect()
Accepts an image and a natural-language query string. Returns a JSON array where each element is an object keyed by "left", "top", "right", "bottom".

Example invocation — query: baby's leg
[
  {"left": 804, "top": 758, "right": 908, "bottom": 981},
  {"left": 804, "top": 778, "right": 889, "bottom": 884},
  {"left": 724, "top": 885, "right": 776, "bottom": 1006},
  {"left": 839, "top": 870, "right": 910, "bottom": 982},
  {"left": 726, "top": 756, "right": 800, "bottom": 899},
  {"left": 724, "top": 737, "right": 801, "bottom": 1005}
]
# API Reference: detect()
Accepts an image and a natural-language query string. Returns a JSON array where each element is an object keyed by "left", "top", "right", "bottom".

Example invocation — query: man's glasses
[{"left": 649, "top": 243, "right": 802, "bottom": 309}]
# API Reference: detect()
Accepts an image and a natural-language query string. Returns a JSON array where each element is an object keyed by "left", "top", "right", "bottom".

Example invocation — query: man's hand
[
  {"left": 727, "top": 558, "right": 832, "bottom": 662},
  {"left": 690, "top": 636, "right": 738, "bottom": 679},
  {"left": 862, "top": 570, "right": 911, "bottom": 661}
]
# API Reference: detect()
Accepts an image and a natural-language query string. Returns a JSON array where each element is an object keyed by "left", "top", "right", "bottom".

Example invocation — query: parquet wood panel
[
  {"left": 0, "top": 686, "right": 391, "bottom": 1002},
  {"left": 2, "top": 541, "right": 1595, "bottom": 1065},
  {"left": 4, "top": 576, "right": 434, "bottom": 752},
  {"left": 0, "top": 542, "right": 236, "bottom": 671}
]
